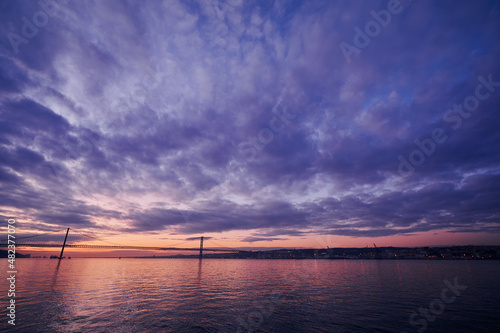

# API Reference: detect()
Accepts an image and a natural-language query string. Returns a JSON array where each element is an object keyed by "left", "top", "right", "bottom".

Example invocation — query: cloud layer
[{"left": 1, "top": 0, "right": 499, "bottom": 243}]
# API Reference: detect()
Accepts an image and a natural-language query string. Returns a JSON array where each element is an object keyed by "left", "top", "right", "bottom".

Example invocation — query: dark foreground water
[{"left": 1, "top": 259, "right": 499, "bottom": 332}]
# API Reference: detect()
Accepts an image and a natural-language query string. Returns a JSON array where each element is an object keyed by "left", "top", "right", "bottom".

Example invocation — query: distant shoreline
[{"left": 5, "top": 245, "right": 499, "bottom": 260}]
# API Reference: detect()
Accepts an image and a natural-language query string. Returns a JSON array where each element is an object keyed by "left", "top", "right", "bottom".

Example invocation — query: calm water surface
[{"left": 1, "top": 259, "right": 499, "bottom": 332}]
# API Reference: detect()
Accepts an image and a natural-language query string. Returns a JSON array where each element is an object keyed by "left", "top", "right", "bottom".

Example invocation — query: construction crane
[{"left": 373, "top": 243, "right": 382, "bottom": 259}]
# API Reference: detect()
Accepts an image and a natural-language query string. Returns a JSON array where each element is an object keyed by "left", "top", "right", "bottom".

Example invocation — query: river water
[{"left": 1, "top": 258, "right": 499, "bottom": 332}]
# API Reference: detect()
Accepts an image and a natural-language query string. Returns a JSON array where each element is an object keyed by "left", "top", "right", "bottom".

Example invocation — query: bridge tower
[
  {"left": 199, "top": 236, "right": 204, "bottom": 259},
  {"left": 59, "top": 228, "right": 70, "bottom": 259}
]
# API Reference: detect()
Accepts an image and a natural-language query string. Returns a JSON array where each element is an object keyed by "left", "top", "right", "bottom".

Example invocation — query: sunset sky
[{"left": 1, "top": 0, "right": 499, "bottom": 253}]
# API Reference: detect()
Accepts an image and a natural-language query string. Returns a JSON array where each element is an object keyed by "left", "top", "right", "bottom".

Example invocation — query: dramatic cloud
[{"left": 1, "top": 0, "right": 499, "bottom": 245}]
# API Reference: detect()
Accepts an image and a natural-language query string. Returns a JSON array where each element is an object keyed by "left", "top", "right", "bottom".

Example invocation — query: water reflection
[
  {"left": 1, "top": 259, "right": 498, "bottom": 333},
  {"left": 197, "top": 258, "right": 203, "bottom": 281},
  {"left": 396, "top": 259, "right": 402, "bottom": 282},
  {"left": 50, "top": 260, "right": 61, "bottom": 290}
]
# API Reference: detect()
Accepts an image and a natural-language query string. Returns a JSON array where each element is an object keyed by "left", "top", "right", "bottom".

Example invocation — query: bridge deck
[{"left": 0, "top": 243, "right": 246, "bottom": 252}]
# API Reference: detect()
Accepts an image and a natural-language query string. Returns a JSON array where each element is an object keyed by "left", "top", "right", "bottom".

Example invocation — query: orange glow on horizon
[{"left": 12, "top": 228, "right": 498, "bottom": 258}]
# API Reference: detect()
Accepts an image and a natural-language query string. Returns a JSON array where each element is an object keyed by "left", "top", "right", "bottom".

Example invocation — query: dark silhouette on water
[
  {"left": 199, "top": 236, "right": 204, "bottom": 259},
  {"left": 58, "top": 228, "right": 70, "bottom": 260}
]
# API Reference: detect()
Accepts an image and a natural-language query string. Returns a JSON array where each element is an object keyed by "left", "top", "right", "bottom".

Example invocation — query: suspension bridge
[{"left": 0, "top": 228, "right": 248, "bottom": 259}]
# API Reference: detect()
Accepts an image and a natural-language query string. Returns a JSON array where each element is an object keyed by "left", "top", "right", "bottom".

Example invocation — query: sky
[{"left": 1, "top": 0, "right": 500, "bottom": 253}]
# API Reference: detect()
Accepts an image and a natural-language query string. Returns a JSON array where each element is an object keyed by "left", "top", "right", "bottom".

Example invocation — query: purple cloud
[{"left": 1, "top": 0, "right": 499, "bottom": 243}]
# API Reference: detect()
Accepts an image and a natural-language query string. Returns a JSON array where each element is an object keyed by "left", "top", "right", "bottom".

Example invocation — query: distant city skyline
[{"left": 1, "top": 0, "right": 500, "bottom": 251}]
